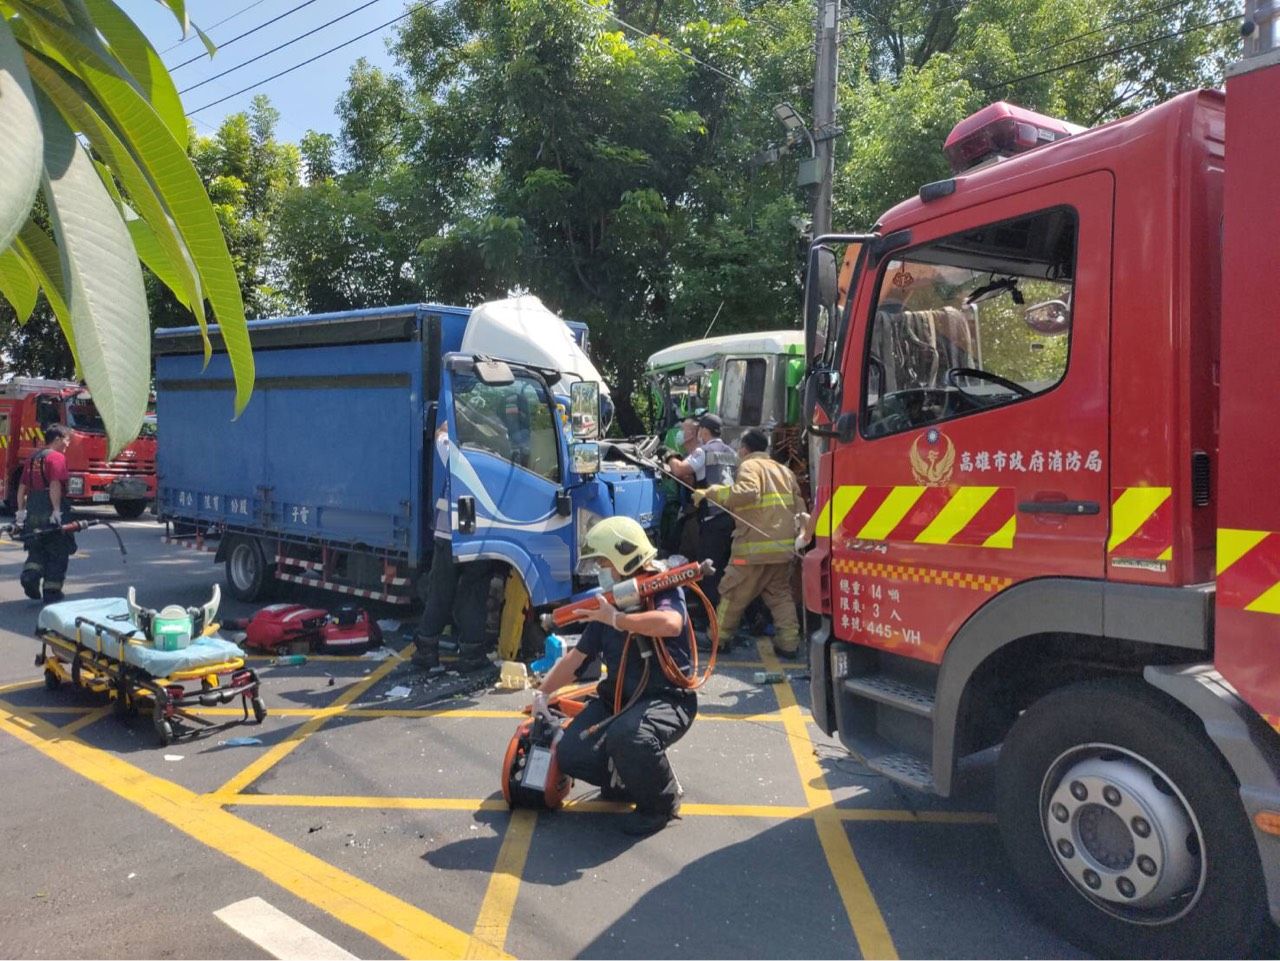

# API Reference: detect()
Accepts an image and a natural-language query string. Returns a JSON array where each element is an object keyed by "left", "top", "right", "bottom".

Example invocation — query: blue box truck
[{"left": 154, "top": 297, "right": 661, "bottom": 658}]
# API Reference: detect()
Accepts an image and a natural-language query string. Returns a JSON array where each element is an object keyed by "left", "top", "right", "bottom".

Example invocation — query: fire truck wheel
[
  {"left": 113, "top": 500, "right": 147, "bottom": 520},
  {"left": 225, "top": 537, "right": 272, "bottom": 602},
  {"left": 996, "top": 679, "right": 1267, "bottom": 958}
]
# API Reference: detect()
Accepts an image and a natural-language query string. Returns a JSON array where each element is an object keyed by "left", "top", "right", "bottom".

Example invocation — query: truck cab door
[
  {"left": 441, "top": 357, "right": 575, "bottom": 605},
  {"left": 824, "top": 175, "right": 1112, "bottom": 663}
]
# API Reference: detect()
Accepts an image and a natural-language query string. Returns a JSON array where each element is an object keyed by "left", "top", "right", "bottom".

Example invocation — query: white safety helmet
[{"left": 579, "top": 516, "right": 657, "bottom": 578}]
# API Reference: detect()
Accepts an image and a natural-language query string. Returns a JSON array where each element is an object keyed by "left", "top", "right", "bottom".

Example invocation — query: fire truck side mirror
[{"left": 804, "top": 244, "right": 839, "bottom": 364}]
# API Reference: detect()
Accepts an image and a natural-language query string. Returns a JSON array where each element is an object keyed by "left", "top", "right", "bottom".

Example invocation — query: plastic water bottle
[{"left": 270, "top": 654, "right": 308, "bottom": 666}]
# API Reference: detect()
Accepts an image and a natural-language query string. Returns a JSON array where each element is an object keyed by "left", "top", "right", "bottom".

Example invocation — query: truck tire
[
  {"left": 113, "top": 500, "right": 147, "bottom": 520},
  {"left": 995, "top": 678, "right": 1268, "bottom": 959},
  {"left": 225, "top": 537, "right": 272, "bottom": 602}
]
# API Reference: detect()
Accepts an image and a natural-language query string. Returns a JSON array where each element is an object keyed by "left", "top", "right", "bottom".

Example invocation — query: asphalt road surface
[{"left": 0, "top": 510, "right": 1088, "bottom": 959}]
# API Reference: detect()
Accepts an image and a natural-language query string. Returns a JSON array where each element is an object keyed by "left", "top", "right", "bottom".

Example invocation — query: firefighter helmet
[{"left": 580, "top": 516, "right": 657, "bottom": 577}]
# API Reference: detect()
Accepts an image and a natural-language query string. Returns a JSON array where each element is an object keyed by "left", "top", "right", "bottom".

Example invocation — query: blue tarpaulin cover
[{"left": 38, "top": 598, "right": 244, "bottom": 676}]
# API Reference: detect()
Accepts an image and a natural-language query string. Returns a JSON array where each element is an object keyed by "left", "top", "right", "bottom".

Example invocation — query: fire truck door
[{"left": 827, "top": 174, "right": 1113, "bottom": 663}]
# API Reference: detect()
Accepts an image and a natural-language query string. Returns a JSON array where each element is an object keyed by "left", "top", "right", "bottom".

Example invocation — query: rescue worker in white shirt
[{"left": 665, "top": 413, "right": 737, "bottom": 610}]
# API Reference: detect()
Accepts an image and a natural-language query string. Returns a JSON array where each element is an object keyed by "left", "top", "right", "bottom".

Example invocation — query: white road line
[{"left": 214, "top": 896, "right": 358, "bottom": 960}]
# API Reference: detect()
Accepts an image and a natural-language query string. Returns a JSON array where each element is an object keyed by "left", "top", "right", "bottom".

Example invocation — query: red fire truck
[
  {"left": 0, "top": 378, "right": 156, "bottom": 519},
  {"left": 799, "top": 9, "right": 1280, "bottom": 956}
]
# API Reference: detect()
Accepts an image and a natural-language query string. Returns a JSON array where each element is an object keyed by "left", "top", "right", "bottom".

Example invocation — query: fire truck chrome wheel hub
[{"left": 1040, "top": 745, "right": 1204, "bottom": 923}]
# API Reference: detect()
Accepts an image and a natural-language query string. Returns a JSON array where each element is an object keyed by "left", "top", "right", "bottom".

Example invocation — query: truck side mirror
[
  {"left": 804, "top": 244, "right": 839, "bottom": 363},
  {"left": 570, "top": 381, "right": 601, "bottom": 440},
  {"left": 571, "top": 441, "right": 600, "bottom": 476}
]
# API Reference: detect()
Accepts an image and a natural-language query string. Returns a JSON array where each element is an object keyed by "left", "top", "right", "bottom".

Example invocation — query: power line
[
  {"left": 584, "top": 1, "right": 754, "bottom": 90},
  {"left": 170, "top": 0, "right": 326, "bottom": 71},
  {"left": 179, "top": 0, "right": 389, "bottom": 95},
  {"left": 186, "top": 3, "right": 438, "bottom": 115},
  {"left": 983, "top": 12, "right": 1241, "bottom": 92},
  {"left": 161, "top": 0, "right": 274, "bottom": 54},
  {"left": 1027, "top": 0, "right": 1206, "bottom": 60}
]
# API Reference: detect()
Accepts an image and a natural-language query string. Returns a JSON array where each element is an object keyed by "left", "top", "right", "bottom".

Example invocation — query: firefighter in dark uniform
[
  {"left": 15, "top": 424, "right": 75, "bottom": 602},
  {"left": 666, "top": 413, "right": 738, "bottom": 608},
  {"left": 536, "top": 517, "right": 696, "bottom": 837}
]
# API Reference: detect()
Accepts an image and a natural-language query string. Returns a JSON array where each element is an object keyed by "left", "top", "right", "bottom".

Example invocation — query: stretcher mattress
[{"left": 38, "top": 598, "right": 244, "bottom": 676}]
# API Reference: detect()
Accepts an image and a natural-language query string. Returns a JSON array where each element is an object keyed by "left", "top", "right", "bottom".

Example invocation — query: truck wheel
[
  {"left": 225, "top": 537, "right": 272, "bottom": 602},
  {"left": 113, "top": 500, "right": 147, "bottom": 520},
  {"left": 996, "top": 679, "right": 1267, "bottom": 958}
]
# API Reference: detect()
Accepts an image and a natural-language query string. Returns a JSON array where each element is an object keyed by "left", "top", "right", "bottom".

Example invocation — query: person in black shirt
[{"left": 536, "top": 517, "right": 697, "bottom": 837}]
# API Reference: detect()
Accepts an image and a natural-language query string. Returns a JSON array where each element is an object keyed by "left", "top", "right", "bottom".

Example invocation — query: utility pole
[{"left": 811, "top": 0, "right": 839, "bottom": 237}]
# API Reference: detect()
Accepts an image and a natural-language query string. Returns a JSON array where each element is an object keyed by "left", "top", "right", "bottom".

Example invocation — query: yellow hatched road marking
[
  {"left": 758, "top": 641, "right": 899, "bottom": 959},
  {"left": 1107, "top": 487, "right": 1171, "bottom": 552},
  {"left": 856, "top": 486, "right": 925, "bottom": 542},
  {"left": 914, "top": 486, "right": 998, "bottom": 545},
  {"left": 1217, "top": 528, "right": 1270, "bottom": 575},
  {"left": 228, "top": 793, "right": 994, "bottom": 824},
  {"left": 212, "top": 643, "right": 413, "bottom": 799},
  {"left": 0, "top": 700, "right": 502, "bottom": 960},
  {"left": 58, "top": 705, "right": 111, "bottom": 736},
  {"left": 467, "top": 809, "right": 537, "bottom": 958}
]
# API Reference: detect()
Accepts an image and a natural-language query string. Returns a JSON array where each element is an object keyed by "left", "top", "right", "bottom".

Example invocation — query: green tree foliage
[{"left": 0, "top": 0, "right": 255, "bottom": 454}]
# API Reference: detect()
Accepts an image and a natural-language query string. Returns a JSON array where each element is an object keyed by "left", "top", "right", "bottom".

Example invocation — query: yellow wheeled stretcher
[{"left": 35, "top": 585, "right": 267, "bottom": 746}]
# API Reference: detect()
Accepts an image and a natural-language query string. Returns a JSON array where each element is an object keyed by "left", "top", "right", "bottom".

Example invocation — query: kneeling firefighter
[{"left": 534, "top": 517, "right": 699, "bottom": 837}]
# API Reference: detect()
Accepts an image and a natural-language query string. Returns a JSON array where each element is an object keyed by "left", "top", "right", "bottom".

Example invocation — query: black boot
[
  {"left": 20, "top": 571, "right": 41, "bottom": 600},
  {"left": 412, "top": 635, "right": 444, "bottom": 675},
  {"left": 621, "top": 801, "right": 681, "bottom": 837}
]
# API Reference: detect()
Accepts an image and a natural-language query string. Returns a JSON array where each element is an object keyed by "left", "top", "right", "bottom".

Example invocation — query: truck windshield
[
  {"left": 863, "top": 206, "right": 1075, "bottom": 438},
  {"left": 453, "top": 369, "right": 561, "bottom": 483},
  {"left": 66, "top": 400, "right": 106, "bottom": 433}
]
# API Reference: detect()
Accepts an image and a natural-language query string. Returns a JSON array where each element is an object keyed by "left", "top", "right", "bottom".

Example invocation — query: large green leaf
[
  {"left": 20, "top": 5, "right": 254, "bottom": 414},
  {"left": 82, "top": 0, "right": 188, "bottom": 149},
  {"left": 26, "top": 50, "right": 204, "bottom": 320},
  {"left": 0, "top": 247, "right": 39, "bottom": 321},
  {"left": 12, "top": 219, "right": 79, "bottom": 372},
  {"left": 39, "top": 92, "right": 149, "bottom": 455},
  {"left": 0, "top": 18, "right": 44, "bottom": 253}
]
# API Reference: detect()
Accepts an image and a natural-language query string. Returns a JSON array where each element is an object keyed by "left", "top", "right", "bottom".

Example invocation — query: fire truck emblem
[{"left": 909, "top": 429, "right": 955, "bottom": 486}]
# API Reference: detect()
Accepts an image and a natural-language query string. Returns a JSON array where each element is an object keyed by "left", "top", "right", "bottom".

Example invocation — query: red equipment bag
[
  {"left": 242, "top": 604, "right": 328, "bottom": 652},
  {"left": 319, "top": 604, "right": 382, "bottom": 653}
]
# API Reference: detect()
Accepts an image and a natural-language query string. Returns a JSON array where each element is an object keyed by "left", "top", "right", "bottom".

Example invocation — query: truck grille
[{"left": 89, "top": 458, "right": 156, "bottom": 474}]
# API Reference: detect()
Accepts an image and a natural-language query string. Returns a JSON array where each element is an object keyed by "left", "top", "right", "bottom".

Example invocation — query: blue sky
[{"left": 122, "top": 0, "right": 407, "bottom": 143}]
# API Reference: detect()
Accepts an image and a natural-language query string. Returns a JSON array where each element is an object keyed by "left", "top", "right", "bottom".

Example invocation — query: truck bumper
[
  {"left": 1145, "top": 664, "right": 1280, "bottom": 926},
  {"left": 70, "top": 474, "right": 153, "bottom": 503},
  {"left": 807, "top": 614, "right": 836, "bottom": 736}
]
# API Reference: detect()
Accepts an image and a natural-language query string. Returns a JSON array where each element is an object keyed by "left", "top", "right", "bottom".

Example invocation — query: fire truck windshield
[
  {"left": 66, "top": 400, "right": 106, "bottom": 434},
  {"left": 862, "top": 206, "right": 1075, "bottom": 438}
]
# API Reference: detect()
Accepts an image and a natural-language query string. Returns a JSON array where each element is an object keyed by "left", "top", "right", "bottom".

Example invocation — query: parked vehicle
[
  {"left": 0, "top": 378, "right": 156, "bottom": 518},
  {"left": 154, "top": 297, "right": 662, "bottom": 660},
  {"left": 798, "top": 14, "right": 1280, "bottom": 956}
]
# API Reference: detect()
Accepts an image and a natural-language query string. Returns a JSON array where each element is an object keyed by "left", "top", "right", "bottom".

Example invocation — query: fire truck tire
[
  {"left": 996, "top": 679, "right": 1267, "bottom": 959},
  {"left": 113, "top": 500, "right": 147, "bottom": 520},
  {"left": 225, "top": 537, "right": 272, "bottom": 602}
]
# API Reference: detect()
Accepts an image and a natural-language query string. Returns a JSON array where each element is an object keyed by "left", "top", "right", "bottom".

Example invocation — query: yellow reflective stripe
[
  {"left": 1107, "top": 487, "right": 1171, "bottom": 552},
  {"left": 740, "top": 492, "right": 795, "bottom": 511},
  {"left": 814, "top": 485, "right": 865, "bottom": 537},
  {"left": 856, "top": 486, "right": 926, "bottom": 541},
  {"left": 983, "top": 515, "right": 1016, "bottom": 549},
  {"left": 914, "top": 486, "right": 998, "bottom": 545},
  {"left": 1246, "top": 582, "right": 1280, "bottom": 615},
  {"left": 735, "top": 539, "right": 793, "bottom": 554},
  {"left": 1217, "top": 528, "right": 1269, "bottom": 575}
]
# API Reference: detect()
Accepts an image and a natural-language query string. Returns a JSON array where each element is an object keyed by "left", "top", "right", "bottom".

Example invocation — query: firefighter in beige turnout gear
[{"left": 694, "top": 428, "right": 807, "bottom": 657}]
